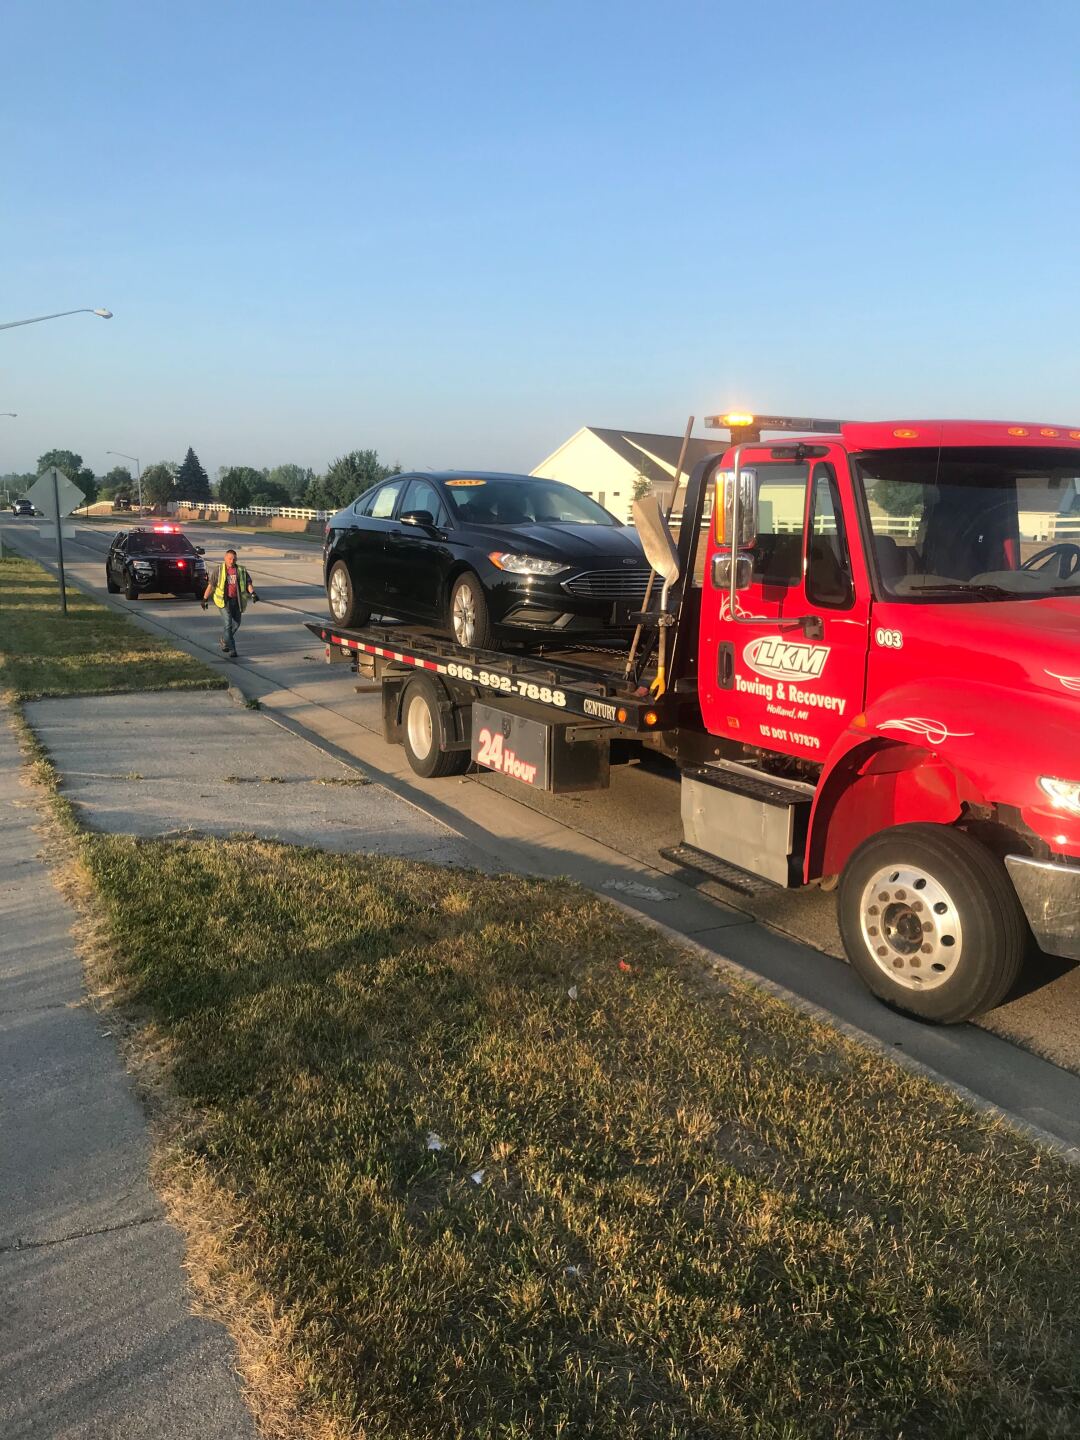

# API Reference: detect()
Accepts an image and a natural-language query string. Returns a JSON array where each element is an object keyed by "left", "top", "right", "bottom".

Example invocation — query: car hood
[{"left": 467, "top": 523, "right": 645, "bottom": 563}]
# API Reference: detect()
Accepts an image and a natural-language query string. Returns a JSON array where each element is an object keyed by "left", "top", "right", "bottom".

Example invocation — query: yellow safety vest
[{"left": 212, "top": 563, "right": 251, "bottom": 611}]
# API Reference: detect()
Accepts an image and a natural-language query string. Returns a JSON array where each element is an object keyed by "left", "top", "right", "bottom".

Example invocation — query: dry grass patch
[
  {"left": 0, "top": 554, "right": 223, "bottom": 697},
  {"left": 75, "top": 833, "right": 1080, "bottom": 1440}
]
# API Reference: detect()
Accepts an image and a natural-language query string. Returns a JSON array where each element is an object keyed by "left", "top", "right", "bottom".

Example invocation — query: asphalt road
[{"left": 6, "top": 512, "right": 1080, "bottom": 1141}]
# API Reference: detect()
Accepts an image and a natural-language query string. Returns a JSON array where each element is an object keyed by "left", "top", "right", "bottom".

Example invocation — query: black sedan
[
  {"left": 323, "top": 471, "right": 650, "bottom": 648},
  {"left": 105, "top": 525, "right": 208, "bottom": 600}
]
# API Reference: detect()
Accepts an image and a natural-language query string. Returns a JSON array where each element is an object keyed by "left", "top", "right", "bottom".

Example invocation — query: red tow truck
[{"left": 309, "top": 413, "right": 1080, "bottom": 1024}]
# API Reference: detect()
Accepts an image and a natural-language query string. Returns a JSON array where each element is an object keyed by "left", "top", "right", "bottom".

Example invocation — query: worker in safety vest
[{"left": 201, "top": 548, "right": 258, "bottom": 658}]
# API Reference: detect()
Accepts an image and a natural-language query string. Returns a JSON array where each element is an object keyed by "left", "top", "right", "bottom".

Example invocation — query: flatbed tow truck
[{"left": 309, "top": 413, "right": 1080, "bottom": 1024}]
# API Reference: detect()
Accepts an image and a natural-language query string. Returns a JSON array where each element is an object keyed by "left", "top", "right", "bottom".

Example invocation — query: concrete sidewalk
[{"left": 0, "top": 715, "right": 257, "bottom": 1440}]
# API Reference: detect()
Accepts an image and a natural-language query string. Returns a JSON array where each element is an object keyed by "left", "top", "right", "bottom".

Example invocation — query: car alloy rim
[
  {"left": 329, "top": 567, "right": 349, "bottom": 618},
  {"left": 452, "top": 583, "right": 476, "bottom": 646},
  {"left": 406, "top": 693, "right": 434, "bottom": 759},
  {"left": 858, "top": 863, "right": 964, "bottom": 990}
]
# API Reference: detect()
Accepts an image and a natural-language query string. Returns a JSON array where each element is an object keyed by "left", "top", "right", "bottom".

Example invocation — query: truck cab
[{"left": 673, "top": 415, "right": 1080, "bottom": 1021}]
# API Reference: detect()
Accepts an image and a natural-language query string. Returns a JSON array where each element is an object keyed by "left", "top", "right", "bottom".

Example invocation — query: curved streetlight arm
[{"left": 0, "top": 308, "right": 112, "bottom": 332}]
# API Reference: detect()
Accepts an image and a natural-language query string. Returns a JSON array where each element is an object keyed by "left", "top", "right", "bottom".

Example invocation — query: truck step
[
  {"left": 659, "top": 843, "right": 777, "bottom": 895},
  {"left": 684, "top": 761, "right": 817, "bottom": 804}
]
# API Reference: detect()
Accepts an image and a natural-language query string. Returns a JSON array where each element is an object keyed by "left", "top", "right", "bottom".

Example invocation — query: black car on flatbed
[
  {"left": 106, "top": 524, "right": 208, "bottom": 599},
  {"left": 324, "top": 470, "right": 649, "bottom": 648}
]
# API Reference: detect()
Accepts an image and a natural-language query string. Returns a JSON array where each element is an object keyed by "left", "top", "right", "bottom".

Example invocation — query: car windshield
[
  {"left": 447, "top": 478, "right": 619, "bottom": 527},
  {"left": 126, "top": 532, "right": 196, "bottom": 556},
  {"left": 854, "top": 446, "right": 1080, "bottom": 600}
]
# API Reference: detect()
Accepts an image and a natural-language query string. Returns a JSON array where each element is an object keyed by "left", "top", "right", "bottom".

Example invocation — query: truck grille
[{"left": 562, "top": 567, "right": 652, "bottom": 600}]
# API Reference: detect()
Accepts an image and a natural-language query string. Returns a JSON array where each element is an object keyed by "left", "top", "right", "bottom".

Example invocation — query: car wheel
[
  {"left": 837, "top": 823, "right": 1027, "bottom": 1023},
  {"left": 400, "top": 674, "right": 470, "bottom": 779},
  {"left": 124, "top": 574, "right": 140, "bottom": 600},
  {"left": 450, "top": 571, "right": 493, "bottom": 650},
  {"left": 106, "top": 568, "right": 120, "bottom": 594},
  {"left": 327, "top": 560, "right": 371, "bottom": 628}
]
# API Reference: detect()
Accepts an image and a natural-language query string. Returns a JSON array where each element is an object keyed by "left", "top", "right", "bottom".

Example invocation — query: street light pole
[
  {"left": 0, "top": 308, "right": 113, "bottom": 332},
  {"left": 0, "top": 412, "right": 14, "bottom": 554},
  {"left": 106, "top": 450, "right": 142, "bottom": 514}
]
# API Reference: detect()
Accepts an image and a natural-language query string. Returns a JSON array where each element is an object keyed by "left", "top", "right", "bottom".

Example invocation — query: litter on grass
[
  {"left": 470, "top": 1170, "right": 485, "bottom": 1185},
  {"left": 567, "top": 985, "right": 578, "bottom": 1000},
  {"left": 426, "top": 1132, "right": 443, "bottom": 1152}
]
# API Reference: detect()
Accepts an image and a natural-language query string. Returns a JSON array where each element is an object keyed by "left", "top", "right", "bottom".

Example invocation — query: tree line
[{"left": 1, "top": 447, "right": 402, "bottom": 513}]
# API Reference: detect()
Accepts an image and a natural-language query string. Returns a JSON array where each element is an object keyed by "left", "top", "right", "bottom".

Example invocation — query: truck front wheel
[
  {"left": 401, "top": 674, "right": 470, "bottom": 779},
  {"left": 838, "top": 823, "right": 1027, "bottom": 1023}
]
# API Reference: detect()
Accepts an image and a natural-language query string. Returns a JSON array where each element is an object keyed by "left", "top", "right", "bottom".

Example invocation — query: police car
[{"left": 105, "top": 524, "right": 208, "bottom": 600}]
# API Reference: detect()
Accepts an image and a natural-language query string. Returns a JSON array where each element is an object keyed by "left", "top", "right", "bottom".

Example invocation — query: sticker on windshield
[{"left": 446, "top": 478, "right": 487, "bottom": 487}]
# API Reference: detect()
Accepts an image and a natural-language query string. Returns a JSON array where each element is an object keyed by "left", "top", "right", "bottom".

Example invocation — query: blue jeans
[{"left": 222, "top": 599, "right": 241, "bottom": 654}]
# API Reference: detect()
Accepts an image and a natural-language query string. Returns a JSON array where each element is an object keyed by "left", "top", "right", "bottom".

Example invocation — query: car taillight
[{"left": 176, "top": 560, "right": 186, "bottom": 567}]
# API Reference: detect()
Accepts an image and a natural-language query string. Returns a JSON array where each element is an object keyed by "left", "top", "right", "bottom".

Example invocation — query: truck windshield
[{"left": 854, "top": 446, "right": 1080, "bottom": 600}]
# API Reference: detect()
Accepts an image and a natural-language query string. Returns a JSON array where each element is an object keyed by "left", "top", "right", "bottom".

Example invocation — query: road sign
[
  {"left": 25, "top": 467, "right": 86, "bottom": 615},
  {"left": 25, "top": 466, "right": 86, "bottom": 519}
]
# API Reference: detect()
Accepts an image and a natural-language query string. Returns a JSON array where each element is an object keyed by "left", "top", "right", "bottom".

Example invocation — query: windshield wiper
[{"left": 902, "top": 583, "right": 1020, "bottom": 600}]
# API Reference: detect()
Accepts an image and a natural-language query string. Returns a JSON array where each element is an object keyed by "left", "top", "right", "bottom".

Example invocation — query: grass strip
[
  {"left": 0, "top": 554, "right": 224, "bottom": 697},
  {"left": 76, "top": 832, "right": 1080, "bottom": 1440}
]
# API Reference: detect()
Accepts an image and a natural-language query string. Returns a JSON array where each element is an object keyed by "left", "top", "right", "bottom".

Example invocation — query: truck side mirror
[
  {"left": 631, "top": 494, "right": 681, "bottom": 584},
  {"left": 711, "top": 552, "right": 752, "bottom": 591},
  {"left": 715, "top": 468, "right": 758, "bottom": 550}
]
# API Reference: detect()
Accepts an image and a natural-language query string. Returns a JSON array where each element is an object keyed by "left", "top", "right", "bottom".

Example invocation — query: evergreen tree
[{"left": 176, "top": 446, "right": 211, "bottom": 502}]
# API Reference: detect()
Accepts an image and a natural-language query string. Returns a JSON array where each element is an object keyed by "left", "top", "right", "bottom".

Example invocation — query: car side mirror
[
  {"left": 711, "top": 552, "right": 753, "bottom": 591},
  {"left": 196, "top": 546, "right": 205, "bottom": 555},
  {"left": 716, "top": 468, "right": 758, "bottom": 550},
  {"left": 401, "top": 509, "right": 436, "bottom": 528}
]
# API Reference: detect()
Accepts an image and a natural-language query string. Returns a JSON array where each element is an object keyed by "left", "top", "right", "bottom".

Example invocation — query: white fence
[{"left": 172, "top": 500, "right": 332, "bottom": 522}]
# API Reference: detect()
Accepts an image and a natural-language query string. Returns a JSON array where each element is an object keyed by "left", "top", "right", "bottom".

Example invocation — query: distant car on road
[
  {"left": 106, "top": 525, "right": 208, "bottom": 600},
  {"left": 114, "top": 496, "right": 133, "bottom": 512},
  {"left": 11, "top": 498, "right": 35, "bottom": 516},
  {"left": 323, "top": 470, "right": 649, "bottom": 648}
]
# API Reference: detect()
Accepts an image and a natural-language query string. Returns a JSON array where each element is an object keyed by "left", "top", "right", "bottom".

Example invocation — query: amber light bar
[{"left": 704, "top": 412, "right": 847, "bottom": 443}]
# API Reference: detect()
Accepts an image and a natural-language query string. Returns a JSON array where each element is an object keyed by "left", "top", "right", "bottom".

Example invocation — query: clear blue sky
[{"left": 3, "top": 0, "right": 1078, "bottom": 480}]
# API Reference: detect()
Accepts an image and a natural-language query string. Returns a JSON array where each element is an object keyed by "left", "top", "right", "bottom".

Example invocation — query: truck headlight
[
  {"left": 488, "top": 552, "right": 570, "bottom": 576},
  {"left": 1038, "top": 776, "right": 1080, "bottom": 814}
]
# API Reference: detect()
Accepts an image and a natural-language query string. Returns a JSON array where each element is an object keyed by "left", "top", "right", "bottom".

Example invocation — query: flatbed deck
[{"left": 306, "top": 620, "right": 682, "bottom": 732}]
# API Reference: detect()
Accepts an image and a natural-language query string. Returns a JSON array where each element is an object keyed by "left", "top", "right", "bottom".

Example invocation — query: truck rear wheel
[
  {"left": 838, "top": 823, "right": 1027, "bottom": 1023},
  {"left": 327, "top": 560, "right": 370, "bottom": 628},
  {"left": 401, "top": 674, "right": 470, "bottom": 779}
]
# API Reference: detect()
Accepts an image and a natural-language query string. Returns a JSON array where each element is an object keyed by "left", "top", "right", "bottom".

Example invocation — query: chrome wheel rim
[
  {"left": 405, "top": 693, "right": 434, "bottom": 760},
  {"left": 858, "top": 863, "right": 963, "bottom": 991},
  {"left": 452, "top": 582, "right": 477, "bottom": 646},
  {"left": 329, "top": 566, "right": 350, "bottom": 619}
]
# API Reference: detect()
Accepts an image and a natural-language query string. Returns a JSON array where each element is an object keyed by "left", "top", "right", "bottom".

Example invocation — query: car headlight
[
  {"left": 488, "top": 552, "right": 570, "bottom": 576},
  {"left": 1038, "top": 776, "right": 1080, "bottom": 814}
]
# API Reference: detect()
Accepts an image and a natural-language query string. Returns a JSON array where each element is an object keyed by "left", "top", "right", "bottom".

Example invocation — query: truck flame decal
[
  {"left": 1046, "top": 670, "right": 1080, "bottom": 693},
  {"left": 878, "top": 717, "right": 973, "bottom": 745}
]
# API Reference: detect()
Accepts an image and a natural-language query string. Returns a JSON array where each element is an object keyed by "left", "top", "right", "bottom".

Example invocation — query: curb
[{"left": 610, "top": 899, "right": 1080, "bottom": 1168}]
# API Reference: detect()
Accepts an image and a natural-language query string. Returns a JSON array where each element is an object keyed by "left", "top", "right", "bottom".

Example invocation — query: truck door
[{"left": 700, "top": 451, "right": 870, "bottom": 761}]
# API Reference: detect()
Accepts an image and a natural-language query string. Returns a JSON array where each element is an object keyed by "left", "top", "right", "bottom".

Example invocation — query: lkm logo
[{"left": 743, "top": 636, "right": 830, "bottom": 682}]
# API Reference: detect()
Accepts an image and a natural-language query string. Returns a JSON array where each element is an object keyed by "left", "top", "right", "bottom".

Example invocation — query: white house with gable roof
[{"left": 531, "top": 427, "right": 727, "bottom": 522}]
